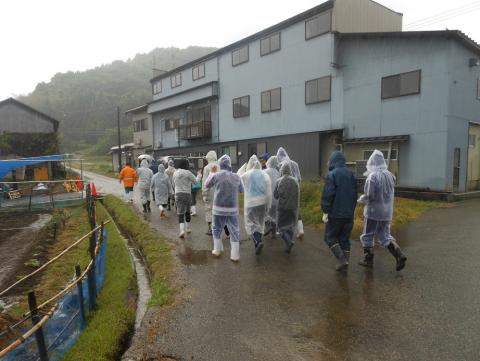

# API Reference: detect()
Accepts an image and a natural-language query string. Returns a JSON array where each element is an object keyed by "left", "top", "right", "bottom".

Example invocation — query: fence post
[
  {"left": 75, "top": 265, "right": 86, "bottom": 329},
  {"left": 28, "top": 291, "right": 49, "bottom": 361},
  {"left": 87, "top": 227, "right": 97, "bottom": 310}
]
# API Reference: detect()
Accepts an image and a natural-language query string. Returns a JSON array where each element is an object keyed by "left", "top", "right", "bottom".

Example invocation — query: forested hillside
[{"left": 18, "top": 46, "right": 216, "bottom": 154}]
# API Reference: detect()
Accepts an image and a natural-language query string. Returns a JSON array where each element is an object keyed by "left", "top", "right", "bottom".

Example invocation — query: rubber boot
[
  {"left": 159, "top": 205, "right": 165, "bottom": 217},
  {"left": 297, "top": 220, "right": 305, "bottom": 239},
  {"left": 206, "top": 222, "right": 213, "bottom": 236},
  {"left": 252, "top": 232, "right": 263, "bottom": 255},
  {"left": 387, "top": 241, "right": 407, "bottom": 271},
  {"left": 271, "top": 223, "right": 277, "bottom": 239},
  {"left": 330, "top": 244, "right": 348, "bottom": 271},
  {"left": 282, "top": 232, "right": 294, "bottom": 254},
  {"left": 359, "top": 247, "right": 374, "bottom": 268},
  {"left": 147, "top": 200, "right": 151, "bottom": 213},
  {"left": 179, "top": 223, "right": 185, "bottom": 239},
  {"left": 230, "top": 241, "right": 240, "bottom": 262},
  {"left": 186, "top": 222, "right": 192, "bottom": 234},
  {"left": 212, "top": 238, "right": 223, "bottom": 257},
  {"left": 343, "top": 250, "right": 350, "bottom": 264},
  {"left": 190, "top": 205, "right": 197, "bottom": 216},
  {"left": 142, "top": 203, "right": 147, "bottom": 213}
]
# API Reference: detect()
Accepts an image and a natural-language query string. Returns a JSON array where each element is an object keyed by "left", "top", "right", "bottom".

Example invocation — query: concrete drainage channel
[{"left": 103, "top": 208, "right": 152, "bottom": 342}]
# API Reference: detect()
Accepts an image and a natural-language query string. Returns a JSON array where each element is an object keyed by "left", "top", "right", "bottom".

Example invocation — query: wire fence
[{"left": 0, "top": 185, "right": 109, "bottom": 361}]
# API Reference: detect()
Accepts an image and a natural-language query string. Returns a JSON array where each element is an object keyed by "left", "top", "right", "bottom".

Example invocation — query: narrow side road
[{"left": 83, "top": 170, "right": 480, "bottom": 361}]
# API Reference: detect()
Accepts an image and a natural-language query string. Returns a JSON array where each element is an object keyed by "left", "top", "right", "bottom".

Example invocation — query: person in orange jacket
[{"left": 119, "top": 162, "right": 137, "bottom": 203}]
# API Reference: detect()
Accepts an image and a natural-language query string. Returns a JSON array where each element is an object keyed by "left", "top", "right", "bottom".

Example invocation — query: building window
[
  {"left": 233, "top": 96, "right": 250, "bottom": 118},
  {"left": 382, "top": 70, "right": 421, "bottom": 99},
  {"left": 165, "top": 118, "right": 180, "bottom": 131},
  {"left": 261, "top": 88, "right": 281, "bottom": 113},
  {"left": 186, "top": 104, "right": 211, "bottom": 124},
  {"left": 192, "top": 63, "right": 205, "bottom": 81},
  {"left": 222, "top": 145, "right": 237, "bottom": 165},
  {"left": 305, "top": 76, "right": 331, "bottom": 104},
  {"left": 469, "top": 134, "right": 476, "bottom": 147},
  {"left": 153, "top": 80, "right": 162, "bottom": 94},
  {"left": 477, "top": 77, "right": 480, "bottom": 100},
  {"left": 248, "top": 143, "right": 267, "bottom": 158},
  {"left": 305, "top": 11, "right": 332, "bottom": 40},
  {"left": 363, "top": 149, "right": 398, "bottom": 161},
  {"left": 232, "top": 45, "right": 249, "bottom": 66},
  {"left": 134, "top": 118, "right": 148, "bottom": 132},
  {"left": 171, "top": 72, "right": 182, "bottom": 88},
  {"left": 260, "top": 32, "right": 281, "bottom": 56}
]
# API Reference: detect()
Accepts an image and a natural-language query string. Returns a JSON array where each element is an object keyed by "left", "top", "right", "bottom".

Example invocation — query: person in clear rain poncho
[
  {"left": 263, "top": 156, "right": 280, "bottom": 239},
  {"left": 276, "top": 147, "right": 304, "bottom": 239},
  {"left": 241, "top": 155, "right": 272, "bottom": 255},
  {"left": 150, "top": 164, "right": 173, "bottom": 218},
  {"left": 274, "top": 162, "right": 300, "bottom": 253},
  {"left": 165, "top": 160, "right": 176, "bottom": 210},
  {"left": 205, "top": 155, "right": 244, "bottom": 262},
  {"left": 136, "top": 159, "right": 154, "bottom": 213},
  {"left": 173, "top": 159, "right": 201, "bottom": 238},
  {"left": 358, "top": 150, "right": 407, "bottom": 271},
  {"left": 202, "top": 150, "right": 217, "bottom": 235}
]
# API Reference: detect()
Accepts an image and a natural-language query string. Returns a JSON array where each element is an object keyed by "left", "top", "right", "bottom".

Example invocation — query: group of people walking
[{"left": 119, "top": 146, "right": 406, "bottom": 271}]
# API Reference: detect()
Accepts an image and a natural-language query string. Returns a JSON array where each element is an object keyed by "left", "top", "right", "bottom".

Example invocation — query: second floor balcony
[{"left": 177, "top": 121, "right": 212, "bottom": 140}]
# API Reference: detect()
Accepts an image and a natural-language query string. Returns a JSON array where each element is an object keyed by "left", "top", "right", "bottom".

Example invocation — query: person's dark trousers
[{"left": 324, "top": 218, "right": 354, "bottom": 253}]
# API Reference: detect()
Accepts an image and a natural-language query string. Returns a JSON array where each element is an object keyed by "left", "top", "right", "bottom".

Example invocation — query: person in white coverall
[{"left": 136, "top": 159, "right": 153, "bottom": 213}]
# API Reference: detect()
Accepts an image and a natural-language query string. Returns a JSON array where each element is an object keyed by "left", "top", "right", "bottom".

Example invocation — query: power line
[
  {"left": 405, "top": 2, "right": 480, "bottom": 30},
  {"left": 405, "top": 1, "right": 480, "bottom": 27}
]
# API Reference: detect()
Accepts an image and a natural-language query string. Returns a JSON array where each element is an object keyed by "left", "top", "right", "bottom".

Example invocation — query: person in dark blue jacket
[{"left": 321, "top": 151, "right": 358, "bottom": 271}]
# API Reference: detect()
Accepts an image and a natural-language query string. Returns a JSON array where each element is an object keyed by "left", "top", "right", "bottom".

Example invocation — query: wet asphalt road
[{"left": 84, "top": 171, "right": 480, "bottom": 361}]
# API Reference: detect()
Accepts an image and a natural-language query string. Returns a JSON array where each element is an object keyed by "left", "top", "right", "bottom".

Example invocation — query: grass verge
[
  {"left": 72, "top": 155, "right": 116, "bottom": 179},
  {"left": 62, "top": 202, "right": 136, "bottom": 361},
  {"left": 102, "top": 194, "right": 173, "bottom": 307},
  {"left": 300, "top": 180, "right": 446, "bottom": 237}
]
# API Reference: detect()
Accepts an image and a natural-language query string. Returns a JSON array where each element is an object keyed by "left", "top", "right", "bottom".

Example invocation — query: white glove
[
  {"left": 357, "top": 195, "right": 366, "bottom": 204},
  {"left": 322, "top": 213, "right": 329, "bottom": 224}
]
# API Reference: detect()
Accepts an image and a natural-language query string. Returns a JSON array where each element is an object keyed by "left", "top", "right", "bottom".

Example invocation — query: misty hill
[{"left": 18, "top": 46, "right": 217, "bottom": 153}]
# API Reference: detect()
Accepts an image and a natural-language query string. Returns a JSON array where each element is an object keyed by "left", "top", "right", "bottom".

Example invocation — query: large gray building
[{"left": 146, "top": 0, "right": 480, "bottom": 193}]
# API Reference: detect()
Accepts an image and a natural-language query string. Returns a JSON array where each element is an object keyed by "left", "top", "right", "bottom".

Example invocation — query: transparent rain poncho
[
  {"left": 236, "top": 163, "right": 247, "bottom": 176},
  {"left": 136, "top": 159, "right": 153, "bottom": 190},
  {"left": 202, "top": 150, "right": 218, "bottom": 193},
  {"left": 165, "top": 160, "right": 176, "bottom": 183},
  {"left": 241, "top": 155, "right": 272, "bottom": 234},
  {"left": 276, "top": 147, "right": 301, "bottom": 183},
  {"left": 274, "top": 162, "right": 300, "bottom": 231},
  {"left": 264, "top": 156, "right": 280, "bottom": 223},
  {"left": 150, "top": 164, "right": 173, "bottom": 205},
  {"left": 361, "top": 150, "right": 396, "bottom": 221},
  {"left": 204, "top": 155, "right": 244, "bottom": 216}
]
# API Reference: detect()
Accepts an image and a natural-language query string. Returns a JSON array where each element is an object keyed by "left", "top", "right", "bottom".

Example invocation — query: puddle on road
[{"left": 177, "top": 245, "right": 210, "bottom": 266}]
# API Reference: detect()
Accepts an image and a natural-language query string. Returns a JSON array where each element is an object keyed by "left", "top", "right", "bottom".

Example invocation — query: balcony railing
[{"left": 177, "top": 121, "right": 212, "bottom": 140}]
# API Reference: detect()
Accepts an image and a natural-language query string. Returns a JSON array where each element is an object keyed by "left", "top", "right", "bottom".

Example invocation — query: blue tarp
[{"left": 0, "top": 155, "right": 65, "bottom": 179}]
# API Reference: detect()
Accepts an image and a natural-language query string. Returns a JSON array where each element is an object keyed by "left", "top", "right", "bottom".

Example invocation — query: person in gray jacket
[
  {"left": 150, "top": 164, "right": 173, "bottom": 218},
  {"left": 173, "top": 159, "right": 201, "bottom": 238},
  {"left": 136, "top": 159, "right": 153, "bottom": 213},
  {"left": 274, "top": 162, "right": 300, "bottom": 254}
]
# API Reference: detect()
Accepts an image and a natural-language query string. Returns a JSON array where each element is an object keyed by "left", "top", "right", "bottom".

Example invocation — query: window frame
[
  {"left": 232, "top": 95, "right": 250, "bottom": 118},
  {"left": 192, "top": 63, "right": 206, "bottom": 81},
  {"left": 232, "top": 45, "right": 249, "bottom": 67},
  {"left": 381, "top": 69, "right": 422, "bottom": 100},
  {"left": 165, "top": 118, "right": 180, "bottom": 131},
  {"left": 363, "top": 149, "right": 398, "bottom": 161},
  {"left": 170, "top": 72, "right": 182, "bottom": 88},
  {"left": 469, "top": 134, "right": 476, "bottom": 148},
  {"left": 260, "top": 32, "right": 281, "bottom": 57},
  {"left": 261, "top": 88, "right": 281, "bottom": 113},
  {"left": 305, "top": 75, "right": 332, "bottom": 105},
  {"left": 221, "top": 145, "right": 238, "bottom": 165},
  {"left": 305, "top": 11, "right": 332, "bottom": 41},
  {"left": 153, "top": 80, "right": 162, "bottom": 94}
]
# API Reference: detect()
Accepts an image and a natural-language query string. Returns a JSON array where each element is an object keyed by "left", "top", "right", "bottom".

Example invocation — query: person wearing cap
[{"left": 259, "top": 152, "right": 270, "bottom": 170}]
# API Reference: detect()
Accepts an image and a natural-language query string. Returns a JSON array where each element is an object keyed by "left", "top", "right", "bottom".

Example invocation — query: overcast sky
[{"left": 2, "top": 0, "right": 480, "bottom": 100}]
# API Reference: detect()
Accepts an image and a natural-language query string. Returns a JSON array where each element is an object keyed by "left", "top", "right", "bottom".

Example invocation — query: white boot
[
  {"left": 179, "top": 223, "right": 185, "bottom": 238},
  {"left": 190, "top": 205, "right": 197, "bottom": 216},
  {"left": 212, "top": 238, "right": 223, "bottom": 257},
  {"left": 230, "top": 241, "right": 240, "bottom": 262},
  {"left": 186, "top": 222, "right": 192, "bottom": 233},
  {"left": 297, "top": 220, "right": 305, "bottom": 239},
  {"left": 159, "top": 205, "right": 164, "bottom": 217}
]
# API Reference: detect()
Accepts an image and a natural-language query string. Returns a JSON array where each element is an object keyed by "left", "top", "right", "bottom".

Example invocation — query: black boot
[
  {"left": 330, "top": 244, "right": 348, "bottom": 271},
  {"left": 142, "top": 203, "right": 147, "bottom": 213},
  {"left": 206, "top": 222, "right": 213, "bottom": 236},
  {"left": 387, "top": 241, "right": 407, "bottom": 271},
  {"left": 252, "top": 232, "right": 263, "bottom": 255},
  {"left": 271, "top": 223, "right": 277, "bottom": 239},
  {"left": 359, "top": 247, "right": 374, "bottom": 268},
  {"left": 146, "top": 200, "right": 151, "bottom": 212}
]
